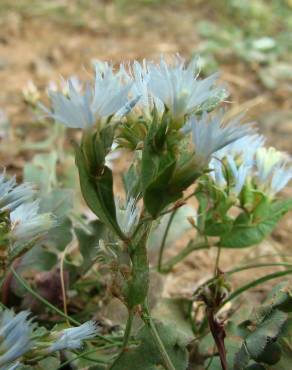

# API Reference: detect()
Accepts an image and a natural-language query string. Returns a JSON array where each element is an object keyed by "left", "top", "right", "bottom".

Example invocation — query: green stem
[
  {"left": 193, "top": 262, "right": 292, "bottom": 299},
  {"left": 214, "top": 246, "right": 221, "bottom": 276},
  {"left": 161, "top": 240, "right": 209, "bottom": 273},
  {"left": 108, "top": 309, "right": 135, "bottom": 369},
  {"left": 157, "top": 209, "right": 177, "bottom": 272},
  {"left": 221, "top": 268, "right": 292, "bottom": 307},
  {"left": 122, "top": 309, "right": 135, "bottom": 348},
  {"left": 10, "top": 266, "right": 116, "bottom": 344},
  {"left": 141, "top": 304, "right": 176, "bottom": 370}
]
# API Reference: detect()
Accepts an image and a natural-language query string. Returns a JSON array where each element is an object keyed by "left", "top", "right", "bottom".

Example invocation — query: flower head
[
  {"left": 255, "top": 147, "right": 287, "bottom": 183},
  {"left": 49, "top": 321, "right": 98, "bottom": 352},
  {"left": 10, "top": 200, "right": 55, "bottom": 243},
  {"left": 148, "top": 56, "right": 220, "bottom": 122},
  {"left": 216, "top": 134, "right": 265, "bottom": 165},
  {"left": 255, "top": 147, "right": 292, "bottom": 196},
  {"left": 190, "top": 111, "right": 253, "bottom": 166},
  {"left": 128, "top": 60, "right": 164, "bottom": 120},
  {"left": 0, "top": 172, "right": 35, "bottom": 212},
  {"left": 0, "top": 310, "right": 35, "bottom": 367},
  {"left": 46, "top": 62, "right": 133, "bottom": 129},
  {"left": 209, "top": 155, "right": 250, "bottom": 196},
  {"left": 47, "top": 80, "right": 95, "bottom": 129}
]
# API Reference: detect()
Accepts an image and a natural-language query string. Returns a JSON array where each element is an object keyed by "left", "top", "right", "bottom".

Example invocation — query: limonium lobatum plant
[{"left": 43, "top": 55, "right": 292, "bottom": 370}]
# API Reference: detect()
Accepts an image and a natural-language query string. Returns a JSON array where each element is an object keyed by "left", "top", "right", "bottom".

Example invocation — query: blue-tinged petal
[
  {"left": 0, "top": 310, "right": 35, "bottom": 367},
  {"left": 10, "top": 200, "right": 56, "bottom": 242},
  {"left": 189, "top": 111, "right": 254, "bottom": 166},
  {"left": 148, "top": 55, "right": 221, "bottom": 121},
  {"left": 49, "top": 321, "right": 98, "bottom": 352},
  {"left": 0, "top": 172, "right": 35, "bottom": 212}
]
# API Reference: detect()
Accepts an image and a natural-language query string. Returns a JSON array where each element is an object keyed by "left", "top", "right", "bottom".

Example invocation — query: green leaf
[
  {"left": 75, "top": 145, "right": 124, "bottom": 240},
  {"left": 143, "top": 157, "right": 178, "bottom": 217},
  {"left": 21, "top": 245, "right": 58, "bottom": 271},
  {"left": 40, "top": 189, "right": 74, "bottom": 250},
  {"left": 245, "top": 310, "right": 287, "bottom": 362},
  {"left": 46, "top": 217, "right": 73, "bottom": 251},
  {"left": 24, "top": 152, "right": 58, "bottom": 193},
  {"left": 219, "top": 199, "right": 292, "bottom": 248},
  {"left": 110, "top": 321, "right": 188, "bottom": 370},
  {"left": 39, "top": 189, "right": 74, "bottom": 218}
]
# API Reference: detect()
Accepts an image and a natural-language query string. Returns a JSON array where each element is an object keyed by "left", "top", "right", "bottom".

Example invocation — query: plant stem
[
  {"left": 161, "top": 240, "right": 209, "bottom": 273},
  {"left": 122, "top": 309, "right": 135, "bottom": 348},
  {"left": 108, "top": 309, "right": 135, "bottom": 369},
  {"left": 214, "top": 246, "right": 221, "bottom": 276},
  {"left": 157, "top": 209, "right": 177, "bottom": 272},
  {"left": 60, "top": 245, "right": 70, "bottom": 326},
  {"left": 141, "top": 304, "right": 176, "bottom": 370},
  {"left": 207, "top": 308, "right": 227, "bottom": 370}
]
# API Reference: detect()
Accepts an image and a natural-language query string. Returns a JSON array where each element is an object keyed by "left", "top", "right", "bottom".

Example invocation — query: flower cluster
[
  {"left": 0, "top": 172, "right": 55, "bottom": 249},
  {"left": 46, "top": 55, "right": 226, "bottom": 129},
  {"left": 46, "top": 54, "right": 291, "bottom": 206},
  {"left": 208, "top": 135, "right": 292, "bottom": 199},
  {"left": 0, "top": 309, "right": 99, "bottom": 369}
]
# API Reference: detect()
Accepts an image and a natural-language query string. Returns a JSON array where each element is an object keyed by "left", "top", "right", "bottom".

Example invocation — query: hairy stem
[{"left": 141, "top": 304, "right": 176, "bottom": 370}]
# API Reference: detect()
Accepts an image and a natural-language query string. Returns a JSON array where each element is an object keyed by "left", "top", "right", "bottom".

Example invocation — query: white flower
[
  {"left": 22, "top": 80, "right": 40, "bottom": 105},
  {"left": 148, "top": 56, "right": 220, "bottom": 121},
  {"left": 255, "top": 147, "right": 292, "bottom": 196},
  {"left": 47, "top": 80, "right": 95, "bottom": 129},
  {"left": 227, "top": 155, "right": 250, "bottom": 195},
  {"left": 49, "top": 321, "right": 98, "bottom": 352},
  {"left": 255, "top": 147, "right": 287, "bottom": 182},
  {"left": 46, "top": 62, "right": 133, "bottom": 129},
  {"left": 190, "top": 111, "right": 253, "bottom": 166},
  {"left": 0, "top": 172, "right": 35, "bottom": 212},
  {"left": 216, "top": 134, "right": 265, "bottom": 165},
  {"left": 91, "top": 61, "right": 133, "bottom": 120},
  {"left": 270, "top": 165, "right": 292, "bottom": 195},
  {"left": 10, "top": 200, "right": 55, "bottom": 242},
  {"left": 128, "top": 60, "right": 164, "bottom": 119},
  {"left": 209, "top": 158, "right": 227, "bottom": 189},
  {"left": 47, "top": 75, "right": 82, "bottom": 95},
  {"left": 115, "top": 197, "right": 141, "bottom": 237},
  {"left": 0, "top": 310, "right": 34, "bottom": 367},
  {"left": 209, "top": 156, "right": 250, "bottom": 196}
]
